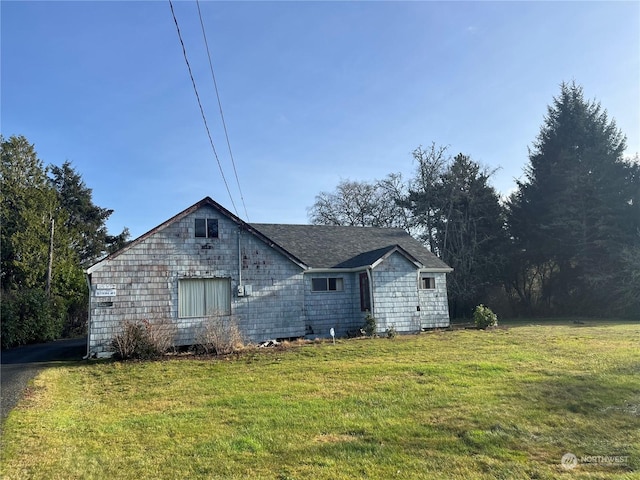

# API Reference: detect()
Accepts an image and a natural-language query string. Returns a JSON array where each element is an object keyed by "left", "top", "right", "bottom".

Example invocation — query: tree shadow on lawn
[
  {"left": 499, "top": 318, "right": 640, "bottom": 327},
  {"left": 496, "top": 363, "right": 640, "bottom": 472},
  {"left": 1, "top": 338, "right": 88, "bottom": 423}
]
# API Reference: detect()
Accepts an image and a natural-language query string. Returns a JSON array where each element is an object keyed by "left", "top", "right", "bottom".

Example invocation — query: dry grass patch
[{"left": 314, "top": 433, "right": 360, "bottom": 444}]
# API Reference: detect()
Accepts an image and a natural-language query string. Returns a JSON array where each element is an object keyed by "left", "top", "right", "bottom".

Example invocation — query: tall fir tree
[
  {"left": 1, "top": 135, "right": 71, "bottom": 345},
  {"left": 1, "top": 135, "right": 131, "bottom": 347},
  {"left": 507, "top": 82, "right": 638, "bottom": 316},
  {"left": 435, "top": 154, "right": 508, "bottom": 317},
  {"left": 50, "top": 161, "right": 125, "bottom": 265},
  {"left": 402, "top": 147, "right": 508, "bottom": 317},
  {"left": 1, "top": 135, "right": 60, "bottom": 291}
]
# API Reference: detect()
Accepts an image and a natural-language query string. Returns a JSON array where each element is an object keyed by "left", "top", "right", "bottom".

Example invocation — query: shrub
[
  {"left": 362, "top": 313, "right": 377, "bottom": 337},
  {"left": 196, "top": 315, "right": 244, "bottom": 355},
  {"left": 1, "top": 289, "right": 65, "bottom": 349},
  {"left": 144, "top": 318, "right": 177, "bottom": 355},
  {"left": 385, "top": 325, "right": 398, "bottom": 339},
  {"left": 111, "top": 318, "right": 176, "bottom": 360},
  {"left": 474, "top": 304, "right": 498, "bottom": 329},
  {"left": 111, "top": 320, "right": 147, "bottom": 359},
  {"left": 61, "top": 293, "right": 88, "bottom": 338}
]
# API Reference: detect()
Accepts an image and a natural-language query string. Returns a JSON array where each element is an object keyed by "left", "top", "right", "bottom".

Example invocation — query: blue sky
[{"left": 2, "top": 1, "right": 639, "bottom": 239}]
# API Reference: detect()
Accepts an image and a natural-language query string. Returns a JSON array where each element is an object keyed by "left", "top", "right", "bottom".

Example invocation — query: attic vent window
[
  {"left": 195, "top": 218, "right": 219, "bottom": 238},
  {"left": 312, "top": 277, "right": 344, "bottom": 292}
]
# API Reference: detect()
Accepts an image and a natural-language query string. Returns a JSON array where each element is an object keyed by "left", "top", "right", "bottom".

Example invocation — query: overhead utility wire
[
  {"left": 169, "top": 0, "right": 239, "bottom": 217},
  {"left": 196, "top": 0, "right": 250, "bottom": 222}
]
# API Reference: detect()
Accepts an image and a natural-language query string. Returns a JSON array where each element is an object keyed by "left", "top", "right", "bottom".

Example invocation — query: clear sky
[{"left": 2, "top": 1, "right": 639, "bottom": 239}]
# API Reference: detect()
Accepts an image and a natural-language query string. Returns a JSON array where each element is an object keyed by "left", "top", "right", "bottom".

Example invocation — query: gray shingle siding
[
  {"left": 88, "top": 205, "right": 305, "bottom": 354},
  {"left": 418, "top": 273, "right": 450, "bottom": 328},
  {"left": 372, "top": 252, "right": 422, "bottom": 333},
  {"left": 87, "top": 197, "right": 452, "bottom": 354},
  {"left": 303, "top": 272, "right": 365, "bottom": 337}
]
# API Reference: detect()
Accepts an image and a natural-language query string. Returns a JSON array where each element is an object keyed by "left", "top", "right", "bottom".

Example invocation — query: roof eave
[
  {"left": 304, "top": 266, "right": 371, "bottom": 273},
  {"left": 370, "top": 245, "right": 423, "bottom": 270}
]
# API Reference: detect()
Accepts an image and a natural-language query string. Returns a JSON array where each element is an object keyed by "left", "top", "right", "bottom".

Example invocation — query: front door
[{"left": 359, "top": 272, "right": 371, "bottom": 312}]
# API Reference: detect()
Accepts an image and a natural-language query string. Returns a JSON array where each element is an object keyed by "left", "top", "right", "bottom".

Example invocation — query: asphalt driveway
[{"left": 1, "top": 338, "right": 87, "bottom": 422}]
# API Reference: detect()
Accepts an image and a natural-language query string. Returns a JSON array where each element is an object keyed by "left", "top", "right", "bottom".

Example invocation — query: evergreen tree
[
  {"left": 434, "top": 154, "right": 508, "bottom": 317},
  {"left": 50, "top": 161, "right": 128, "bottom": 265},
  {"left": 1, "top": 135, "right": 59, "bottom": 291},
  {"left": 402, "top": 147, "right": 508, "bottom": 317},
  {"left": 1, "top": 135, "right": 130, "bottom": 347},
  {"left": 1, "top": 135, "right": 69, "bottom": 345},
  {"left": 507, "top": 82, "right": 639, "bottom": 316}
]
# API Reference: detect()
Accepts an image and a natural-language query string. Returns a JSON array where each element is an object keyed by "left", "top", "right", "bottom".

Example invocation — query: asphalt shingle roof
[{"left": 250, "top": 224, "right": 451, "bottom": 270}]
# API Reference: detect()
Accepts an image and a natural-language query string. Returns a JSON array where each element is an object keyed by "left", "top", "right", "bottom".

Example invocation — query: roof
[
  {"left": 250, "top": 223, "right": 451, "bottom": 270},
  {"left": 87, "top": 197, "right": 451, "bottom": 273}
]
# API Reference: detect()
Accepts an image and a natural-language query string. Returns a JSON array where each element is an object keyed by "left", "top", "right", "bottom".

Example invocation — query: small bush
[
  {"left": 196, "top": 315, "right": 244, "bottom": 355},
  {"left": 111, "top": 318, "right": 176, "bottom": 360},
  {"left": 362, "top": 313, "right": 377, "bottom": 337},
  {"left": 144, "top": 318, "right": 177, "bottom": 355},
  {"left": 385, "top": 326, "right": 398, "bottom": 339},
  {"left": 474, "top": 304, "right": 498, "bottom": 329},
  {"left": 111, "top": 320, "right": 147, "bottom": 359}
]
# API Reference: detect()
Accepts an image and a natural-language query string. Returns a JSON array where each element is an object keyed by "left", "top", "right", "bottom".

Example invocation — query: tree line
[
  {"left": 1, "top": 82, "right": 637, "bottom": 349},
  {"left": 1, "top": 135, "right": 129, "bottom": 348},
  {"left": 309, "top": 82, "right": 640, "bottom": 319}
]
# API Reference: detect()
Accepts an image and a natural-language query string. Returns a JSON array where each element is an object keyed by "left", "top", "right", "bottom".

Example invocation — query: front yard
[{"left": 1, "top": 321, "right": 638, "bottom": 479}]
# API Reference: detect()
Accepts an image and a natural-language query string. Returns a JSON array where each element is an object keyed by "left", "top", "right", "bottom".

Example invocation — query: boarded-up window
[{"left": 178, "top": 278, "right": 231, "bottom": 318}]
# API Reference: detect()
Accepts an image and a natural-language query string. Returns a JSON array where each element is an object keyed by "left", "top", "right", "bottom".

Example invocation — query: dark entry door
[{"left": 359, "top": 272, "right": 371, "bottom": 312}]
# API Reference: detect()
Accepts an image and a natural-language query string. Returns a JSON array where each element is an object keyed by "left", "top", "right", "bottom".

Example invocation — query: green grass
[{"left": 2, "top": 320, "right": 639, "bottom": 479}]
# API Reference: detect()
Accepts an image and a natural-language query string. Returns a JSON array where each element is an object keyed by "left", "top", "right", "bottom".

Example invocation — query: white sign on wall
[
  {"left": 96, "top": 284, "right": 116, "bottom": 290},
  {"left": 95, "top": 289, "right": 117, "bottom": 297}
]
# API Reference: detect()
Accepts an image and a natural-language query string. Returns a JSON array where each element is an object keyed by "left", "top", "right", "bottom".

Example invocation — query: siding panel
[
  {"left": 372, "top": 253, "right": 451, "bottom": 333},
  {"left": 88, "top": 205, "right": 305, "bottom": 354}
]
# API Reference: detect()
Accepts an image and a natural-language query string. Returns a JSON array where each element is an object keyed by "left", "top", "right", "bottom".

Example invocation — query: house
[{"left": 85, "top": 197, "right": 452, "bottom": 355}]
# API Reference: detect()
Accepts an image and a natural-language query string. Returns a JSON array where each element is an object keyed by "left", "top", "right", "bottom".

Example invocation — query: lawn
[{"left": 1, "top": 321, "right": 638, "bottom": 479}]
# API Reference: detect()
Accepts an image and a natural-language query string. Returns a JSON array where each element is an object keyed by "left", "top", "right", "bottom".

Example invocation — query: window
[
  {"left": 420, "top": 275, "right": 436, "bottom": 289},
  {"left": 178, "top": 278, "right": 231, "bottom": 318},
  {"left": 195, "top": 218, "right": 219, "bottom": 238},
  {"left": 311, "top": 277, "right": 344, "bottom": 292}
]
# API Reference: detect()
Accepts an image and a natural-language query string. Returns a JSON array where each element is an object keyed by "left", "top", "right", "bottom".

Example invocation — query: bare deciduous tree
[{"left": 308, "top": 174, "right": 410, "bottom": 229}]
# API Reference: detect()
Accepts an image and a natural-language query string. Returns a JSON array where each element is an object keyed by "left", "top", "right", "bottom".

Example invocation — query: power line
[
  {"left": 169, "top": 0, "right": 239, "bottom": 217},
  {"left": 196, "top": 0, "right": 249, "bottom": 222}
]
